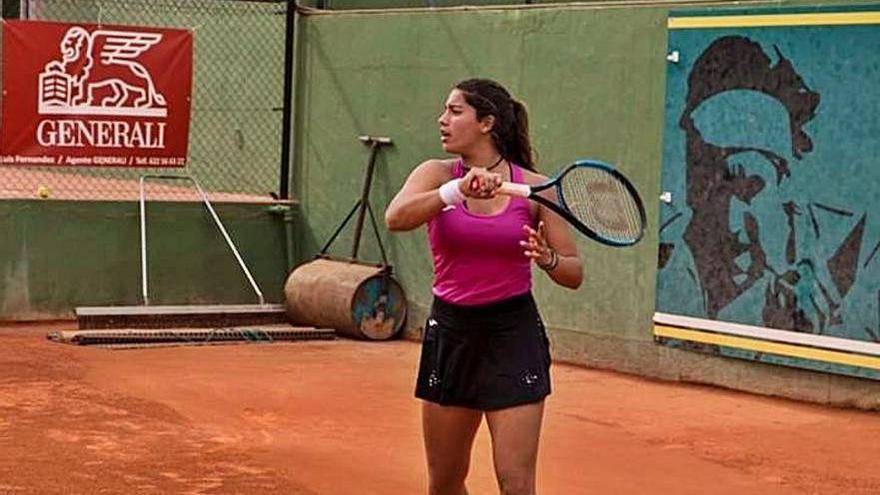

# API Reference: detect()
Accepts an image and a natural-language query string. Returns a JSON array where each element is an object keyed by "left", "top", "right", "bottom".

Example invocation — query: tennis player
[{"left": 385, "top": 78, "right": 583, "bottom": 495}]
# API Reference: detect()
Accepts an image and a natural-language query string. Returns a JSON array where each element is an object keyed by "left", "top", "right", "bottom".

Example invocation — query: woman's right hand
[{"left": 461, "top": 167, "right": 503, "bottom": 198}]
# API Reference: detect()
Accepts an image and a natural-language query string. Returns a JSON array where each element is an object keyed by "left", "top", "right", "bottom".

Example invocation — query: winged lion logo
[{"left": 39, "top": 27, "right": 168, "bottom": 117}]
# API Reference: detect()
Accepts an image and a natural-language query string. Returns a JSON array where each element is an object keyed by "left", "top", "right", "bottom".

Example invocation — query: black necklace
[{"left": 463, "top": 155, "right": 504, "bottom": 172}]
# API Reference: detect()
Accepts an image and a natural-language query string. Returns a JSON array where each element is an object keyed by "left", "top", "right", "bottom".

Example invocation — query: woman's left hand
[{"left": 520, "top": 221, "right": 555, "bottom": 267}]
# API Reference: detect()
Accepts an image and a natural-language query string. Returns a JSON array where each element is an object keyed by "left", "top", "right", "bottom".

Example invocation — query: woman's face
[{"left": 437, "top": 89, "right": 491, "bottom": 154}]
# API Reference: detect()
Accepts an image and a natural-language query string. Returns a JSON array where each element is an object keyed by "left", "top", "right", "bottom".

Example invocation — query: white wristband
[{"left": 438, "top": 179, "right": 465, "bottom": 206}]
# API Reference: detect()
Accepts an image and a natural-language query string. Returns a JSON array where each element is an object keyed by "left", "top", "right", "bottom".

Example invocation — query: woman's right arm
[{"left": 384, "top": 160, "right": 452, "bottom": 232}]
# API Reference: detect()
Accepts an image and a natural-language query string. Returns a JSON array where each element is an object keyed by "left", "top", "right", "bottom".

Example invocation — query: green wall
[
  {"left": 0, "top": 200, "right": 291, "bottom": 319},
  {"left": 298, "top": 0, "right": 880, "bottom": 8},
  {"left": 300, "top": 0, "right": 537, "bottom": 7},
  {"left": 292, "top": 2, "right": 880, "bottom": 407},
  {"left": 293, "top": 4, "right": 668, "bottom": 348}
]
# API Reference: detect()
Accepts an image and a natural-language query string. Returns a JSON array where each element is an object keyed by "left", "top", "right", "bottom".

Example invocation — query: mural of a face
[{"left": 673, "top": 35, "right": 845, "bottom": 331}]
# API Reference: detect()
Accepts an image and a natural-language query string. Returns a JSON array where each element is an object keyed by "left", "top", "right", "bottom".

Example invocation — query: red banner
[{"left": 1, "top": 20, "right": 192, "bottom": 167}]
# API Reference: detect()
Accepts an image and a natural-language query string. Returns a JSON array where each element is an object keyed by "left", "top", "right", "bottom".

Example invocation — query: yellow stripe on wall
[
  {"left": 654, "top": 325, "right": 880, "bottom": 370},
  {"left": 668, "top": 12, "right": 880, "bottom": 29}
]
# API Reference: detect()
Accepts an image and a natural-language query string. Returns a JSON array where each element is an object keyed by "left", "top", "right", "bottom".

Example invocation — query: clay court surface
[{"left": 1, "top": 322, "right": 879, "bottom": 495}]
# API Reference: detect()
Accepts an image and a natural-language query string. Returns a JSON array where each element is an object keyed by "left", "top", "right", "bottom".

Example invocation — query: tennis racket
[{"left": 497, "top": 159, "right": 646, "bottom": 247}]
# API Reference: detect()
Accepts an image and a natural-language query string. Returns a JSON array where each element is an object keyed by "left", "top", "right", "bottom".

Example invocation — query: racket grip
[{"left": 497, "top": 182, "right": 531, "bottom": 198}]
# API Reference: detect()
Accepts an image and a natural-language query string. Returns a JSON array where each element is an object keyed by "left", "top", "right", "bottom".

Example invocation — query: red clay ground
[{"left": 1, "top": 321, "right": 879, "bottom": 495}]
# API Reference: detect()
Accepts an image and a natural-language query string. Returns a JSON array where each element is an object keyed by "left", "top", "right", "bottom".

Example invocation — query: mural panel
[{"left": 656, "top": 9, "right": 880, "bottom": 378}]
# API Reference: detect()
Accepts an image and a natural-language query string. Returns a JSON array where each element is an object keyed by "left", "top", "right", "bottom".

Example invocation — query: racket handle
[{"left": 497, "top": 182, "right": 531, "bottom": 198}]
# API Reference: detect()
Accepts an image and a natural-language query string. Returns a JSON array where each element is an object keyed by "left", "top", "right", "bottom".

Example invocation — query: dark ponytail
[
  {"left": 508, "top": 98, "right": 534, "bottom": 171},
  {"left": 454, "top": 78, "right": 536, "bottom": 171}
]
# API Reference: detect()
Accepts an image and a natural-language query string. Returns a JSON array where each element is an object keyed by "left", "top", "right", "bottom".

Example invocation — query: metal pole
[
  {"left": 350, "top": 136, "right": 391, "bottom": 259},
  {"left": 351, "top": 142, "right": 379, "bottom": 259},
  {"left": 138, "top": 177, "right": 150, "bottom": 305},
  {"left": 279, "top": 0, "right": 297, "bottom": 200},
  {"left": 191, "top": 181, "right": 266, "bottom": 306},
  {"left": 139, "top": 175, "right": 266, "bottom": 306}
]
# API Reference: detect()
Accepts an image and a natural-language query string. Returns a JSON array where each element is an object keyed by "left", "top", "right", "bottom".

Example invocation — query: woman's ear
[{"left": 479, "top": 115, "right": 496, "bottom": 134}]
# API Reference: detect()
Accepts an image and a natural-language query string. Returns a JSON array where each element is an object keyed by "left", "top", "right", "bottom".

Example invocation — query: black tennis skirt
[{"left": 415, "top": 291, "right": 552, "bottom": 411}]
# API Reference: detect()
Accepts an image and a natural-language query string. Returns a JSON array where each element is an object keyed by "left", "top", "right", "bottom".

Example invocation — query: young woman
[{"left": 385, "top": 78, "right": 583, "bottom": 495}]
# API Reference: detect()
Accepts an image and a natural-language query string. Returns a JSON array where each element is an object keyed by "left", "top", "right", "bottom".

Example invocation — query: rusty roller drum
[{"left": 284, "top": 258, "right": 407, "bottom": 340}]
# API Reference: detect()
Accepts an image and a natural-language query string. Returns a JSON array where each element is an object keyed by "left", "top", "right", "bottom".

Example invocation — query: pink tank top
[{"left": 427, "top": 160, "right": 536, "bottom": 305}]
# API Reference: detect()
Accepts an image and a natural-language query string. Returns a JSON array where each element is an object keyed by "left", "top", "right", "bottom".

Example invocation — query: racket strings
[{"left": 561, "top": 168, "right": 643, "bottom": 243}]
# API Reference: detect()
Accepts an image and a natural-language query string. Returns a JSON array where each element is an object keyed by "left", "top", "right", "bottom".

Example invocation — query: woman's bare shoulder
[
  {"left": 414, "top": 158, "right": 457, "bottom": 178},
  {"left": 400, "top": 158, "right": 458, "bottom": 191},
  {"left": 519, "top": 166, "right": 549, "bottom": 186},
  {"left": 419, "top": 157, "right": 457, "bottom": 169}
]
